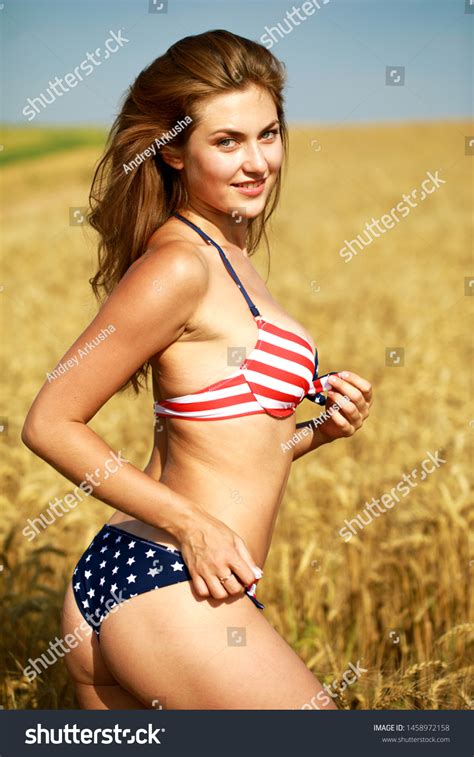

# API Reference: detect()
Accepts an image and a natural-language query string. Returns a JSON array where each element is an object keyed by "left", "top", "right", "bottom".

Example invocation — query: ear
[{"left": 160, "top": 147, "right": 184, "bottom": 170}]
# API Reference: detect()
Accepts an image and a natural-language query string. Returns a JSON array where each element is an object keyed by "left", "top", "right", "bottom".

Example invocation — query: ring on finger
[{"left": 218, "top": 572, "right": 234, "bottom": 583}]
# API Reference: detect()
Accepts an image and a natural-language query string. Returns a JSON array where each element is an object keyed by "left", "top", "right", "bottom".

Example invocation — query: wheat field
[{"left": 1, "top": 122, "right": 472, "bottom": 709}]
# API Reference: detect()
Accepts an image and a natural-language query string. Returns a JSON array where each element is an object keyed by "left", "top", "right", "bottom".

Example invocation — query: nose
[{"left": 242, "top": 141, "right": 267, "bottom": 175}]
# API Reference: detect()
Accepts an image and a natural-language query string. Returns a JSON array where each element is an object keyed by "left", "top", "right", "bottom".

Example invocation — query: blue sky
[{"left": 2, "top": 0, "right": 472, "bottom": 126}]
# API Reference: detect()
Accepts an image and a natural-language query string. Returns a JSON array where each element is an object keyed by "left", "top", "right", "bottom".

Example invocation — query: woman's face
[{"left": 176, "top": 84, "right": 284, "bottom": 220}]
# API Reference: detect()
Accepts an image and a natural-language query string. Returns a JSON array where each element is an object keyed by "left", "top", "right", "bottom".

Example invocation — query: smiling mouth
[{"left": 231, "top": 178, "right": 266, "bottom": 188}]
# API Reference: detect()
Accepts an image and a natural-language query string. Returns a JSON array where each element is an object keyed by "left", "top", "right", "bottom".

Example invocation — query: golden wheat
[{"left": 1, "top": 122, "right": 472, "bottom": 709}]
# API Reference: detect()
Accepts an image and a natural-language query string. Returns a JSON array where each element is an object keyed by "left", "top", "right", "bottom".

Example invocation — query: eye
[
  {"left": 261, "top": 128, "right": 280, "bottom": 140},
  {"left": 217, "top": 128, "right": 280, "bottom": 150},
  {"left": 218, "top": 137, "right": 237, "bottom": 149}
]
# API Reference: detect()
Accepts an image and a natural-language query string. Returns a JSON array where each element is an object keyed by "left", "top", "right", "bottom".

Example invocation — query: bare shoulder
[
  {"left": 123, "top": 234, "right": 209, "bottom": 297},
  {"left": 21, "top": 231, "right": 211, "bottom": 432}
]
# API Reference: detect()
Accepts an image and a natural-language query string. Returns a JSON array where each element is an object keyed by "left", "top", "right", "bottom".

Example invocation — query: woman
[{"left": 22, "top": 29, "right": 372, "bottom": 710}]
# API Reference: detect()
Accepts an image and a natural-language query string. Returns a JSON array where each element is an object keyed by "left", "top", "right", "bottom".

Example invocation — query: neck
[{"left": 175, "top": 203, "right": 250, "bottom": 255}]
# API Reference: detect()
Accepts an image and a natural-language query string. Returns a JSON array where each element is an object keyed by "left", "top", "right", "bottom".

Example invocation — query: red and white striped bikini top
[{"left": 153, "top": 212, "right": 338, "bottom": 422}]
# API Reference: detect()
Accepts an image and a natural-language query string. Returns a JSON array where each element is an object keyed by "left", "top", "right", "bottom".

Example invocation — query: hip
[{"left": 71, "top": 521, "right": 265, "bottom": 638}]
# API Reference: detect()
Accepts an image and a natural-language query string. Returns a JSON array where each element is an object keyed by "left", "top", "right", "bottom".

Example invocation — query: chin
[
  {"left": 223, "top": 195, "right": 269, "bottom": 220},
  {"left": 242, "top": 206, "right": 265, "bottom": 220}
]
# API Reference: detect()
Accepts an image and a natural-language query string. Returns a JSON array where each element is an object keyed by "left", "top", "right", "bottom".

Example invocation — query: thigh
[
  {"left": 74, "top": 681, "right": 147, "bottom": 710},
  {"left": 98, "top": 580, "right": 338, "bottom": 710}
]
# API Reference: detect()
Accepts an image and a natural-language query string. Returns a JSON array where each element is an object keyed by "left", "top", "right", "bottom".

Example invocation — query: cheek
[
  {"left": 188, "top": 150, "right": 238, "bottom": 186},
  {"left": 268, "top": 142, "right": 284, "bottom": 172}
]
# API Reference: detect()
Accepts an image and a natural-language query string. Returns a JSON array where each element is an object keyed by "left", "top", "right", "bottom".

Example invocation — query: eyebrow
[{"left": 209, "top": 119, "right": 280, "bottom": 137}]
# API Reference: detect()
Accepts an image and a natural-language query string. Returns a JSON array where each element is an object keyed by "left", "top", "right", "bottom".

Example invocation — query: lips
[{"left": 231, "top": 178, "right": 266, "bottom": 188}]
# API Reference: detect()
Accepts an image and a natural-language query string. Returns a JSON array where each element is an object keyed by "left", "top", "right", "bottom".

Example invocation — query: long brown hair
[{"left": 88, "top": 29, "right": 289, "bottom": 394}]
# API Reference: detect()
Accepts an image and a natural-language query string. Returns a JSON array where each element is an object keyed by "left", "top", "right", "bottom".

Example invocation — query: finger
[
  {"left": 220, "top": 573, "right": 246, "bottom": 596},
  {"left": 332, "top": 372, "right": 372, "bottom": 403},
  {"left": 327, "top": 391, "right": 359, "bottom": 420},
  {"left": 178, "top": 546, "right": 209, "bottom": 597},
  {"left": 191, "top": 574, "right": 210, "bottom": 598},
  {"left": 204, "top": 573, "right": 232, "bottom": 600},
  {"left": 325, "top": 404, "right": 355, "bottom": 436},
  {"left": 233, "top": 541, "right": 263, "bottom": 586},
  {"left": 228, "top": 558, "right": 257, "bottom": 589},
  {"left": 327, "top": 375, "right": 367, "bottom": 412},
  {"left": 327, "top": 391, "right": 362, "bottom": 426}
]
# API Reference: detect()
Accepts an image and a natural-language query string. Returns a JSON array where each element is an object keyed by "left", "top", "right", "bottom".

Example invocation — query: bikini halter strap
[{"left": 172, "top": 212, "right": 261, "bottom": 318}]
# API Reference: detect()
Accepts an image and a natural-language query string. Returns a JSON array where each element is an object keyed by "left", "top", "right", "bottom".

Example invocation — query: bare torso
[{"left": 106, "top": 217, "right": 314, "bottom": 568}]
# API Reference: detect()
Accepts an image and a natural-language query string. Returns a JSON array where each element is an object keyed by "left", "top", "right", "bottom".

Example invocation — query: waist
[{"left": 107, "top": 453, "right": 292, "bottom": 566}]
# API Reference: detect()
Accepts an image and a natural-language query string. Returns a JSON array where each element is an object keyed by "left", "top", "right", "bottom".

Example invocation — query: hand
[
  {"left": 177, "top": 510, "right": 263, "bottom": 601},
  {"left": 318, "top": 371, "right": 373, "bottom": 442}
]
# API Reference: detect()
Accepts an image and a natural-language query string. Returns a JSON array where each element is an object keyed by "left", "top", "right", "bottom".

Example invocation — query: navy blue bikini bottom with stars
[{"left": 72, "top": 523, "right": 265, "bottom": 637}]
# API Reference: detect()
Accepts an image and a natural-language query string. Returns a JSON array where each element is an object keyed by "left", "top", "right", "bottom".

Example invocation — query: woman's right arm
[{"left": 21, "top": 243, "right": 260, "bottom": 598}]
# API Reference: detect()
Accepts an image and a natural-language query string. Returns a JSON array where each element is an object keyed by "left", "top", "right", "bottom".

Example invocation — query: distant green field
[{"left": 0, "top": 126, "right": 108, "bottom": 165}]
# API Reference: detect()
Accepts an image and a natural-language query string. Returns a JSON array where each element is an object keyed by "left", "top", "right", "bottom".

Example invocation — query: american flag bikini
[
  {"left": 153, "top": 212, "right": 339, "bottom": 421},
  {"left": 72, "top": 214, "right": 339, "bottom": 634},
  {"left": 73, "top": 523, "right": 265, "bottom": 637}
]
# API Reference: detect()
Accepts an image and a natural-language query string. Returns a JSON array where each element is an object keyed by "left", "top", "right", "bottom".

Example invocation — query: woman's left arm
[{"left": 291, "top": 371, "right": 373, "bottom": 462}]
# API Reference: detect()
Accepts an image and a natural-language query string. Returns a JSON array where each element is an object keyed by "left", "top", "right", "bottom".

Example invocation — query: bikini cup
[
  {"left": 153, "top": 213, "right": 334, "bottom": 418},
  {"left": 238, "top": 316, "right": 318, "bottom": 418}
]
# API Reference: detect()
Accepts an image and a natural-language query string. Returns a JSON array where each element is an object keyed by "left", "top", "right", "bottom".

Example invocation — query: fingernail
[
  {"left": 340, "top": 371, "right": 349, "bottom": 378},
  {"left": 253, "top": 567, "right": 263, "bottom": 579}
]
